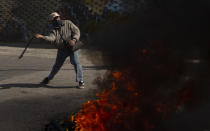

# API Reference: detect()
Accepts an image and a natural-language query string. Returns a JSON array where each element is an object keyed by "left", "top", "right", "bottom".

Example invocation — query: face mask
[{"left": 52, "top": 20, "right": 62, "bottom": 30}]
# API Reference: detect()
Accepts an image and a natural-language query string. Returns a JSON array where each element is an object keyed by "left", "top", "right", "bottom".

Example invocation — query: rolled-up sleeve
[{"left": 69, "top": 21, "right": 80, "bottom": 41}]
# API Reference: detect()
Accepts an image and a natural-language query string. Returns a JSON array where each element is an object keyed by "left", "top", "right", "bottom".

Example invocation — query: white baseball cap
[{"left": 48, "top": 12, "right": 60, "bottom": 21}]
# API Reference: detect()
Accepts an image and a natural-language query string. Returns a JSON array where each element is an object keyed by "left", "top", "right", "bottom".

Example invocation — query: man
[{"left": 35, "top": 12, "right": 85, "bottom": 88}]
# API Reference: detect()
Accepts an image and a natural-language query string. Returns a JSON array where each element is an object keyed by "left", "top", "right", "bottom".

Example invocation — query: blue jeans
[{"left": 48, "top": 48, "right": 83, "bottom": 82}]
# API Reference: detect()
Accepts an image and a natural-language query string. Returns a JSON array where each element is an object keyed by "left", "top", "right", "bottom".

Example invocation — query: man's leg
[
  {"left": 69, "top": 51, "right": 84, "bottom": 87},
  {"left": 41, "top": 49, "right": 67, "bottom": 84},
  {"left": 48, "top": 49, "right": 68, "bottom": 80}
]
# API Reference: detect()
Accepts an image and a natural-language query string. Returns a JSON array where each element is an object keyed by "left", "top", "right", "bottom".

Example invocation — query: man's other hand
[
  {"left": 69, "top": 40, "right": 76, "bottom": 46},
  {"left": 35, "top": 34, "right": 44, "bottom": 39}
]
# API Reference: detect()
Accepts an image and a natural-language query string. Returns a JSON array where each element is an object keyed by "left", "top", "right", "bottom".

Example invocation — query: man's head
[
  {"left": 49, "top": 12, "right": 62, "bottom": 29},
  {"left": 49, "top": 12, "right": 61, "bottom": 21}
]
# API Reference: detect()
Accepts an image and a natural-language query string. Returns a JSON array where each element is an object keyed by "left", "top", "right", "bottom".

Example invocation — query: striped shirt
[{"left": 43, "top": 20, "right": 80, "bottom": 48}]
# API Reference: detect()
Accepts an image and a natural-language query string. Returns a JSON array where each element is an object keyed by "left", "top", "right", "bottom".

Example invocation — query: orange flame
[
  {"left": 72, "top": 70, "right": 141, "bottom": 131},
  {"left": 69, "top": 41, "right": 196, "bottom": 131}
]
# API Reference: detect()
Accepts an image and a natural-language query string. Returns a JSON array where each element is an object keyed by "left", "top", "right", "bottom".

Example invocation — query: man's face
[
  {"left": 54, "top": 16, "right": 61, "bottom": 21},
  {"left": 52, "top": 16, "right": 62, "bottom": 29}
]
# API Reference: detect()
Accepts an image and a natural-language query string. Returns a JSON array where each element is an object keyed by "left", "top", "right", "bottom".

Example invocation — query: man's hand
[
  {"left": 35, "top": 34, "right": 44, "bottom": 39},
  {"left": 69, "top": 40, "right": 76, "bottom": 46}
]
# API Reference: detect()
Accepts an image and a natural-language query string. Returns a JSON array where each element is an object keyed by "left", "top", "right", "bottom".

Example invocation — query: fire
[
  {"left": 72, "top": 70, "right": 141, "bottom": 131},
  {"left": 69, "top": 41, "right": 196, "bottom": 131}
]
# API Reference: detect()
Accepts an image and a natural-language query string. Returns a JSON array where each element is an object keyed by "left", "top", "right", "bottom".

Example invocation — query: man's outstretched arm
[{"left": 35, "top": 31, "right": 56, "bottom": 42}]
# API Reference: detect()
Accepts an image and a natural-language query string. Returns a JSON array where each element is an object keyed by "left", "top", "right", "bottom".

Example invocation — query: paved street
[
  {"left": 1, "top": 44, "right": 210, "bottom": 131},
  {"left": 0, "top": 44, "right": 106, "bottom": 131}
]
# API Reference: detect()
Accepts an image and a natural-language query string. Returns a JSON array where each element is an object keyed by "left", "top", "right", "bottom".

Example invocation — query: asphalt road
[
  {"left": 1, "top": 45, "right": 210, "bottom": 131},
  {"left": 0, "top": 45, "right": 106, "bottom": 131}
]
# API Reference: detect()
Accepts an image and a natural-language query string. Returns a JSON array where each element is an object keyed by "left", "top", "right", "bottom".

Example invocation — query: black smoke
[{"left": 84, "top": 0, "right": 210, "bottom": 131}]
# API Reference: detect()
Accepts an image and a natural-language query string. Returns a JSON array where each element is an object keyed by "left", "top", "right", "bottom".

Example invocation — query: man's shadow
[{"left": 0, "top": 83, "right": 78, "bottom": 89}]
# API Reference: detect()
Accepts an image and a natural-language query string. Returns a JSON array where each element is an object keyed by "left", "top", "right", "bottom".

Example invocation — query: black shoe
[
  {"left": 41, "top": 77, "right": 50, "bottom": 85},
  {"left": 78, "top": 81, "right": 85, "bottom": 89}
]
